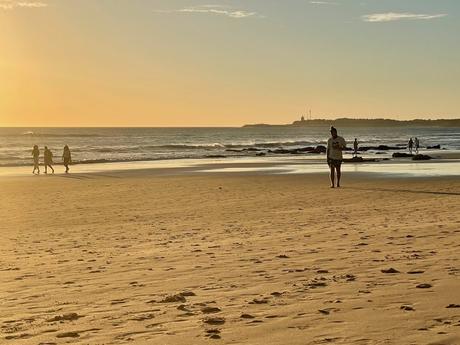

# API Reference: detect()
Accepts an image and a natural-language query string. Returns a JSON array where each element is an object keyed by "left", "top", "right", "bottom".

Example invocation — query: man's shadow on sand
[{"left": 344, "top": 187, "right": 460, "bottom": 196}]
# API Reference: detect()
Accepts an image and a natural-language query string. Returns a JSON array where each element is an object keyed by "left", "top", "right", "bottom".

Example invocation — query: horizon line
[{"left": 2, "top": 117, "right": 460, "bottom": 128}]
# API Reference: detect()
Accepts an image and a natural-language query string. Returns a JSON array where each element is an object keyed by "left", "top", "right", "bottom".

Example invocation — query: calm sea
[{"left": 0, "top": 127, "right": 459, "bottom": 167}]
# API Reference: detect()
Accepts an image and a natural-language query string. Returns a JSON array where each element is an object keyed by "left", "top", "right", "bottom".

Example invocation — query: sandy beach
[{"left": 1, "top": 170, "right": 459, "bottom": 345}]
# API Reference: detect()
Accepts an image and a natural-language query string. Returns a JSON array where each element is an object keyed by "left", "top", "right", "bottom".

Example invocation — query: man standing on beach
[
  {"left": 326, "top": 126, "right": 346, "bottom": 188},
  {"left": 353, "top": 138, "right": 359, "bottom": 157},
  {"left": 408, "top": 138, "right": 414, "bottom": 154}
]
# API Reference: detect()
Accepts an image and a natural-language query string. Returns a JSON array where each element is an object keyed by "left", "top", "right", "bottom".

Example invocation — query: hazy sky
[{"left": 1, "top": 0, "right": 459, "bottom": 126}]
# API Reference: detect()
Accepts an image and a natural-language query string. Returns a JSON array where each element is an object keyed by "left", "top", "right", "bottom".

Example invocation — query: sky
[{"left": 0, "top": 0, "right": 459, "bottom": 126}]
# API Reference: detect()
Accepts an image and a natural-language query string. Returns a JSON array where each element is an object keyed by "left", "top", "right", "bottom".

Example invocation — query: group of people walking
[
  {"left": 32, "top": 145, "right": 72, "bottom": 175},
  {"left": 408, "top": 137, "right": 420, "bottom": 154}
]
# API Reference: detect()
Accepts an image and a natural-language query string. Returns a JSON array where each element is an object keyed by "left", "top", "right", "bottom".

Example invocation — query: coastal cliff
[{"left": 243, "top": 118, "right": 460, "bottom": 128}]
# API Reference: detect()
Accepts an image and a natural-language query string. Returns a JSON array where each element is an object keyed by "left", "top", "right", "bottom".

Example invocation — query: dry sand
[{"left": 1, "top": 171, "right": 459, "bottom": 344}]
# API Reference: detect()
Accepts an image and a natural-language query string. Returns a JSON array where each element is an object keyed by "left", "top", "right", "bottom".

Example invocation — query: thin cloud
[
  {"left": 154, "top": 5, "right": 261, "bottom": 19},
  {"left": 362, "top": 12, "right": 447, "bottom": 22},
  {"left": 310, "top": 1, "right": 339, "bottom": 5},
  {"left": 0, "top": 1, "right": 47, "bottom": 9}
]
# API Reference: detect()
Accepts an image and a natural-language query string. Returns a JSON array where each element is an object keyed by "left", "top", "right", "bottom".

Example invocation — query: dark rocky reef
[{"left": 412, "top": 154, "right": 433, "bottom": 161}]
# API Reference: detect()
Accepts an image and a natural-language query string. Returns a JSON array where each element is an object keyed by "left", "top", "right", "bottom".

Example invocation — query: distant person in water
[
  {"left": 327, "top": 126, "right": 346, "bottom": 188},
  {"left": 414, "top": 137, "right": 420, "bottom": 154},
  {"left": 44, "top": 146, "right": 54, "bottom": 174},
  {"left": 353, "top": 138, "right": 359, "bottom": 157},
  {"left": 62, "top": 145, "right": 72, "bottom": 173},
  {"left": 32, "top": 145, "right": 40, "bottom": 174},
  {"left": 408, "top": 138, "right": 414, "bottom": 154}
]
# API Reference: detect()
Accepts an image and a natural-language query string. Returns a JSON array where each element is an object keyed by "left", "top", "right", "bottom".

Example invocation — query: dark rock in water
[
  {"left": 245, "top": 147, "right": 262, "bottom": 152},
  {"left": 205, "top": 155, "right": 227, "bottom": 159},
  {"left": 226, "top": 149, "right": 243, "bottom": 153},
  {"left": 392, "top": 152, "right": 414, "bottom": 158},
  {"left": 269, "top": 145, "right": 326, "bottom": 155},
  {"left": 360, "top": 145, "right": 401, "bottom": 151},
  {"left": 270, "top": 148, "right": 291, "bottom": 154},
  {"left": 295, "top": 146, "right": 315, "bottom": 153},
  {"left": 427, "top": 144, "right": 441, "bottom": 149},
  {"left": 256, "top": 152, "right": 266, "bottom": 156},
  {"left": 343, "top": 157, "right": 379, "bottom": 163},
  {"left": 412, "top": 154, "right": 432, "bottom": 161},
  {"left": 344, "top": 157, "right": 363, "bottom": 162},
  {"left": 314, "top": 145, "right": 327, "bottom": 153}
]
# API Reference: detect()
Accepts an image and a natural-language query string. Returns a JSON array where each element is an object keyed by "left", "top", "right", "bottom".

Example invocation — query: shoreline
[{"left": 1, "top": 155, "right": 460, "bottom": 178}]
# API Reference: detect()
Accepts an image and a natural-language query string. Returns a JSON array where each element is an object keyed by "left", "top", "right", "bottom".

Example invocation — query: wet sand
[{"left": 1, "top": 172, "right": 459, "bottom": 344}]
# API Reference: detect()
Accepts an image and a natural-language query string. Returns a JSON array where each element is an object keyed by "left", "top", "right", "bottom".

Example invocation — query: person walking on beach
[
  {"left": 32, "top": 145, "right": 40, "bottom": 174},
  {"left": 62, "top": 145, "right": 72, "bottom": 173},
  {"left": 327, "top": 126, "right": 346, "bottom": 188},
  {"left": 44, "top": 146, "right": 55, "bottom": 174},
  {"left": 408, "top": 138, "right": 414, "bottom": 154},
  {"left": 353, "top": 138, "right": 359, "bottom": 157},
  {"left": 414, "top": 137, "right": 420, "bottom": 154}
]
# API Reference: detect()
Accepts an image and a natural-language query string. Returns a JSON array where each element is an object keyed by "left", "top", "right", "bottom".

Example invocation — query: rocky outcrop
[
  {"left": 412, "top": 154, "right": 433, "bottom": 161},
  {"left": 268, "top": 145, "right": 326, "bottom": 155},
  {"left": 343, "top": 157, "right": 380, "bottom": 163},
  {"left": 392, "top": 152, "right": 414, "bottom": 158}
]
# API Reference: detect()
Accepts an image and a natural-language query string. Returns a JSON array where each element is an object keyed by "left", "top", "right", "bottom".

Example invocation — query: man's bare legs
[
  {"left": 329, "top": 166, "right": 335, "bottom": 188},
  {"left": 336, "top": 165, "right": 341, "bottom": 188},
  {"left": 329, "top": 166, "right": 342, "bottom": 188}
]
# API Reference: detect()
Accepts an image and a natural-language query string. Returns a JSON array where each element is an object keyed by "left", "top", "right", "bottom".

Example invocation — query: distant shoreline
[{"left": 243, "top": 118, "right": 460, "bottom": 128}]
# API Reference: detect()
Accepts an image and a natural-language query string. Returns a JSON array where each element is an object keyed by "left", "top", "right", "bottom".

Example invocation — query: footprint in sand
[
  {"left": 249, "top": 298, "right": 269, "bottom": 305},
  {"left": 201, "top": 307, "right": 221, "bottom": 314},
  {"left": 318, "top": 308, "right": 340, "bottom": 315},
  {"left": 4, "top": 333, "right": 32, "bottom": 340},
  {"left": 407, "top": 270, "right": 425, "bottom": 274},
  {"left": 446, "top": 304, "right": 460, "bottom": 308},
  {"left": 130, "top": 313, "right": 155, "bottom": 321},
  {"left": 205, "top": 329, "right": 221, "bottom": 339},
  {"left": 416, "top": 283, "right": 433, "bottom": 289},
  {"left": 47, "top": 313, "right": 82, "bottom": 322},
  {"left": 203, "top": 317, "right": 225, "bottom": 325},
  {"left": 56, "top": 331, "right": 80, "bottom": 338}
]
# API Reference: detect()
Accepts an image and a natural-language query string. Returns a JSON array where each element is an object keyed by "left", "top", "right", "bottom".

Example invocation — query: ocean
[{"left": 1, "top": 126, "right": 459, "bottom": 168}]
